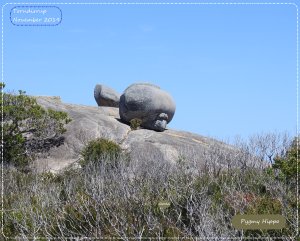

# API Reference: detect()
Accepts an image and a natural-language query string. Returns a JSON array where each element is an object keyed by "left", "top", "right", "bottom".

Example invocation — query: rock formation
[
  {"left": 34, "top": 96, "right": 267, "bottom": 173},
  {"left": 94, "top": 84, "right": 120, "bottom": 107},
  {"left": 119, "top": 83, "right": 176, "bottom": 131},
  {"left": 32, "top": 96, "right": 224, "bottom": 173}
]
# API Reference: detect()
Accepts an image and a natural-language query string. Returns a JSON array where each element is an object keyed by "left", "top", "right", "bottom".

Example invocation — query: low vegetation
[
  {"left": 2, "top": 136, "right": 299, "bottom": 239},
  {"left": 130, "top": 118, "right": 142, "bottom": 130}
]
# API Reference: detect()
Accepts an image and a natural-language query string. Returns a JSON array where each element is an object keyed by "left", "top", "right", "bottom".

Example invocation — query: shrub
[
  {"left": 80, "top": 138, "right": 122, "bottom": 167},
  {"left": 1, "top": 83, "right": 71, "bottom": 168},
  {"left": 129, "top": 118, "right": 142, "bottom": 130},
  {"left": 273, "top": 137, "right": 299, "bottom": 186},
  {"left": 246, "top": 196, "right": 282, "bottom": 214}
]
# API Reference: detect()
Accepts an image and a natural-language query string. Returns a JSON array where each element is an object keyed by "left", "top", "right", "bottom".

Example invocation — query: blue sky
[{"left": 2, "top": 1, "right": 298, "bottom": 140}]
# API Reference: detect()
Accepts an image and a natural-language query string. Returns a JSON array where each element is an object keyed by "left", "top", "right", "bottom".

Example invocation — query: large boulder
[
  {"left": 119, "top": 83, "right": 176, "bottom": 131},
  {"left": 94, "top": 84, "right": 120, "bottom": 107}
]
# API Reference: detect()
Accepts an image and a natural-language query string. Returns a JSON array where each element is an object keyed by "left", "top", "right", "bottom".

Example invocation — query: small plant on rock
[{"left": 130, "top": 118, "right": 142, "bottom": 130}]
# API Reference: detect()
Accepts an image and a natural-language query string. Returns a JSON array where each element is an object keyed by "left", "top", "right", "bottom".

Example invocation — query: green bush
[
  {"left": 246, "top": 196, "right": 282, "bottom": 214},
  {"left": 273, "top": 137, "right": 299, "bottom": 186},
  {"left": 1, "top": 83, "right": 71, "bottom": 168},
  {"left": 129, "top": 118, "right": 142, "bottom": 130},
  {"left": 80, "top": 138, "right": 122, "bottom": 167}
]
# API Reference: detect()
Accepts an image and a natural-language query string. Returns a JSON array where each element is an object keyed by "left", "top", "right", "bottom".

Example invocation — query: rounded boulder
[
  {"left": 119, "top": 83, "right": 176, "bottom": 131},
  {"left": 94, "top": 84, "right": 120, "bottom": 107}
]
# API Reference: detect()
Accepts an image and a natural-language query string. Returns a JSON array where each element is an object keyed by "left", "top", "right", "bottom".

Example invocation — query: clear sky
[{"left": 2, "top": 0, "right": 298, "bottom": 140}]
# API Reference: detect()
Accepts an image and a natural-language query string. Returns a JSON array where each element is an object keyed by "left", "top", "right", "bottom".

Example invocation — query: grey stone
[
  {"left": 119, "top": 83, "right": 176, "bottom": 131},
  {"left": 94, "top": 84, "right": 120, "bottom": 107},
  {"left": 33, "top": 96, "right": 268, "bottom": 173}
]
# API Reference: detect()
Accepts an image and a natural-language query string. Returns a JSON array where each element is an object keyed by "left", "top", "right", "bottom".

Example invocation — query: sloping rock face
[{"left": 33, "top": 96, "right": 263, "bottom": 173}]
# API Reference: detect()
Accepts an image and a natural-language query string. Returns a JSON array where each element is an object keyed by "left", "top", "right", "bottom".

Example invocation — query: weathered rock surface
[
  {"left": 94, "top": 84, "right": 120, "bottom": 107},
  {"left": 119, "top": 83, "right": 176, "bottom": 131},
  {"left": 33, "top": 96, "right": 265, "bottom": 173}
]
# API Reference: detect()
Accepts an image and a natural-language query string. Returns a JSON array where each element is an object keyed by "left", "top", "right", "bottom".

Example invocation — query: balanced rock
[
  {"left": 94, "top": 84, "right": 120, "bottom": 107},
  {"left": 119, "top": 83, "right": 176, "bottom": 131}
]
